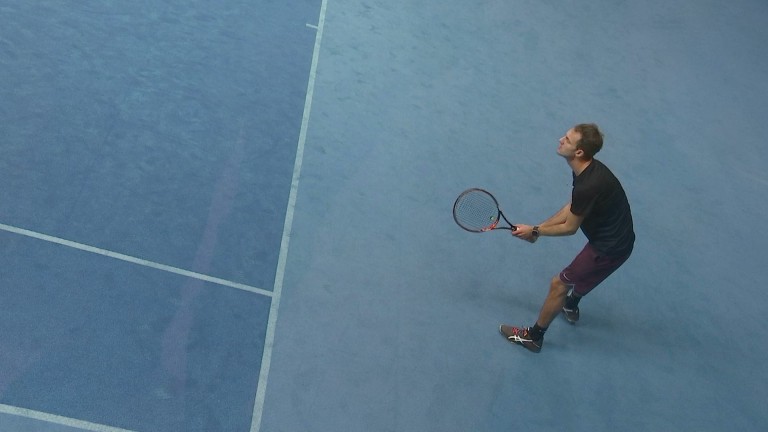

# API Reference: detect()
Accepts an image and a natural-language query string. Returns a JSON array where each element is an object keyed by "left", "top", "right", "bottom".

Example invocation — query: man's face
[{"left": 557, "top": 128, "right": 582, "bottom": 159}]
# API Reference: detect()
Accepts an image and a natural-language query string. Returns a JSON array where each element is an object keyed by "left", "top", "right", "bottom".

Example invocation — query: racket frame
[{"left": 452, "top": 188, "right": 517, "bottom": 232}]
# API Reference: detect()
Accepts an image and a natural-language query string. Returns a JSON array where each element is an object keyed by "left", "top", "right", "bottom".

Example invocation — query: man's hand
[{"left": 512, "top": 224, "right": 538, "bottom": 243}]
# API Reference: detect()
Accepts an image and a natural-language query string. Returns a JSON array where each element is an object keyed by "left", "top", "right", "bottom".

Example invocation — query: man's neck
[{"left": 568, "top": 157, "right": 593, "bottom": 176}]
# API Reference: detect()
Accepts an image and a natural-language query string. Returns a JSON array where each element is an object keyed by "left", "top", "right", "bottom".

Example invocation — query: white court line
[
  {"left": 0, "top": 403, "right": 136, "bottom": 432},
  {"left": 249, "top": 1, "right": 328, "bottom": 431},
  {"left": 0, "top": 223, "right": 272, "bottom": 297}
]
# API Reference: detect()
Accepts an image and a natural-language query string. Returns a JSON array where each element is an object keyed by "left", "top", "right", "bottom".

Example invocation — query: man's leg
[
  {"left": 499, "top": 276, "right": 569, "bottom": 353},
  {"left": 500, "top": 244, "right": 632, "bottom": 352},
  {"left": 535, "top": 276, "right": 571, "bottom": 329}
]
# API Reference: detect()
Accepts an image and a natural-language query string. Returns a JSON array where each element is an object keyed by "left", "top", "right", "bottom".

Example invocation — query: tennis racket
[{"left": 453, "top": 188, "right": 517, "bottom": 232}]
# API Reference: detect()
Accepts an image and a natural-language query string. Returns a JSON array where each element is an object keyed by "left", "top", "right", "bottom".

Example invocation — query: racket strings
[{"left": 453, "top": 190, "right": 500, "bottom": 231}]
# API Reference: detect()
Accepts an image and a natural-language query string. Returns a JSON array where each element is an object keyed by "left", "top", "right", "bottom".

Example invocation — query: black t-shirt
[{"left": 570, "top": 159, "right": 635, "bottom": 256}]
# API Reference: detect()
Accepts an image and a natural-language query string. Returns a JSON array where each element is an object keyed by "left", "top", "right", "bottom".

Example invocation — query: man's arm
[
  {"left": 539, "top": 202, "right": 571, "bottom": 228},
  {"left": 537, "top": 203, "right": 583, "bottom": 237},
  {"left": 512, "top": 202, "right": 583, "bottom": 241}
]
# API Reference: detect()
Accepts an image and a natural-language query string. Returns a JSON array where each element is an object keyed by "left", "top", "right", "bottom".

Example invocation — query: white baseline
[
  {"left": 0, "top": 403, "right": 137, "bottom": 432},
  {"left": 0, "top": 223, "right": 272, "bottom": 297}
]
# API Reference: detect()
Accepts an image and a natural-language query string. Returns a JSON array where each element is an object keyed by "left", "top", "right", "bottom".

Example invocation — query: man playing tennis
[{"left": 500, "top": 123, "right": 635, "bottom": 353}]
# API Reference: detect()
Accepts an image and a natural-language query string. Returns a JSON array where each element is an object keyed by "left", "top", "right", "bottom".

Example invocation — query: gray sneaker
[
  {"left": 499, "top": 325, "right": 543, "bottom": 353},
  {"left": 562, "top": 305, "right": 579, "bottom": 324}
]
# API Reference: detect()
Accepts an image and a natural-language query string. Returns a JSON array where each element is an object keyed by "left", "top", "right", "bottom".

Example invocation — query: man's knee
[{"left": 550, "top": 275, "right": 569, "bottom": 295}]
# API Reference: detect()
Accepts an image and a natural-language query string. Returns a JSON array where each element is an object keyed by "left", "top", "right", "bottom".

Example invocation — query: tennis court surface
[{"left": 2, "top": 1, "right": 767, "bottom": 431}]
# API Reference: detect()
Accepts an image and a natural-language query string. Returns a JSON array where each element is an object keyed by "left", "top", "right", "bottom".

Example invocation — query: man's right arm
[
  {"left": 511, "top": 202, "right": 581, "bottom": 241},
  {"left": 539, "top": 202, "right": 571, "bottom": 228}
]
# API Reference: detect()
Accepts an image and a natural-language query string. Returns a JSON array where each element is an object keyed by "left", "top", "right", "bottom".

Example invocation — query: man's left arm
[
  {"left": 513, "top": 204, "right": 584, "bottom": 241},
  {"left": 538, "top": 206, "right": 583, "bottom": 237}
]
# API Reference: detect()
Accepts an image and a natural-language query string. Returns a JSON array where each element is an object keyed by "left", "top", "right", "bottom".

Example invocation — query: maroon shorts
[{"left": 559, "top": 243, "right": 631, "bottom": 296}]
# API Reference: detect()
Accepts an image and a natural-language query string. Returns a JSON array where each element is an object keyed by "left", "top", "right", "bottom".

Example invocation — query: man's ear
[{"left": 574, "top": 148, "right": 585, "bottom": 158}]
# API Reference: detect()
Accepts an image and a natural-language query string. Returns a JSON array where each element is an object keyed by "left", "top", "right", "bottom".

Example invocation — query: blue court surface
[{"left": 1, "top": 1, "right": 767, "bottom": 431}]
